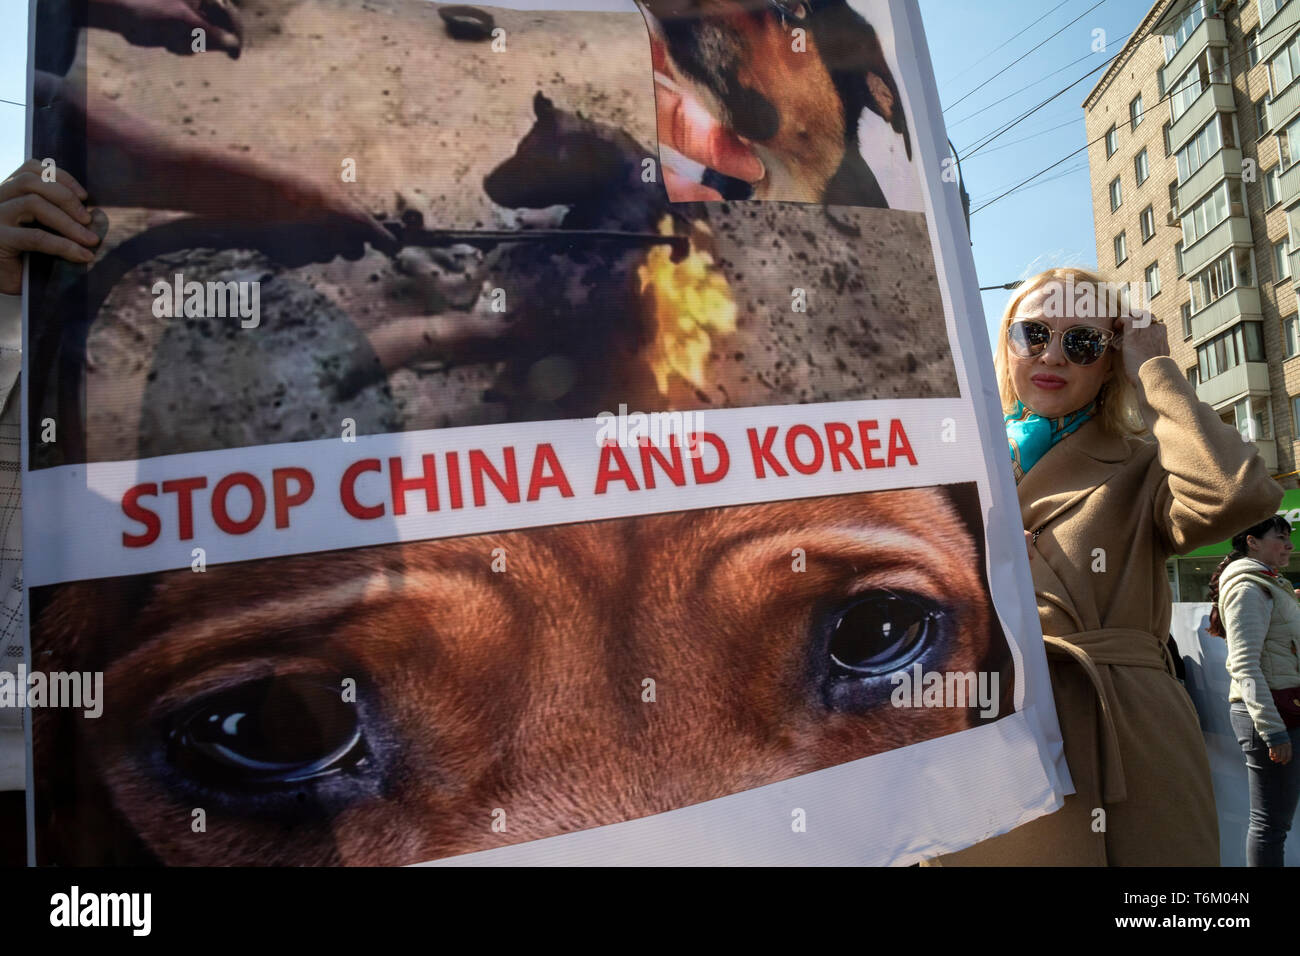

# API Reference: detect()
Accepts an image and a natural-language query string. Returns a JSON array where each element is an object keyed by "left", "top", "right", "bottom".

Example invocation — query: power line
[
  {"left": 963, "top": 116, "right": 1084, "bottom": 158},
  {"left": 971, "top": 160, "right": 1089, "bottom": 202},
  {"left": 945, "top": 0, "right": 1108, "bottom": 113},
  {"left": 971, "top": 9, "right": 1299, "bottom": 216},
  {"left": 940, "top": 0, "right": 1073, "bottom": 89},
  {"left": 962, "top": 52, "right": 1118, "bottom": 159},
  {"left": 970, "top": 160, "right": 1089, "bottom": 204},
  {"left": 948, "top": 29, "right": 1134, "bottom": 133},
  {"left": 0, "top": 98, "right": 23, "bottom": 109}
]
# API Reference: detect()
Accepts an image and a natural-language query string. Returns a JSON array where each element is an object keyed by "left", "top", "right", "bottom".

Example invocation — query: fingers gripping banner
[{"left": 22, "top": 0, "right": 1069, "bottom": 865}]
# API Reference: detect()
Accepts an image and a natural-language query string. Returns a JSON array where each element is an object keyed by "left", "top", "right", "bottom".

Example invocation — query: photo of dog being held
[{"left": 637, "top": 0, "right": 921, "bottom": 206}]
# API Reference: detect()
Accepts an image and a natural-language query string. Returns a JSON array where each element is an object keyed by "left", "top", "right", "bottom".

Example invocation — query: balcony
[
  {"left": 1195, "top": 360, "right": 1272, "bottom": 408},
  {"left": 1256, "top": 439, "right": 1280, "bottom": 473},
  {"left": 1281, "top": 161, "right": 1300, "bottom": 210},
  {"left": 1259, "top": 0, "right": 1300, "bottom": 64},
  {"left": 1161, "top": 16, "right": 1227, "bottom": 96},
  {"left": 1181, "top": 214, "right": 1253, "bottom": 276},
  {"left": 1171, "top": 83, "right": 1236, "bottom": 152},
  {"left": 1190, "top": 286, "right": 1263, "bottom": 342},
  {"left": 1270, "top": 77, "right": 1300, "bottom": 133},
  {"left": 1177, "top": 147, "right": 1241, "bottom": 209}
]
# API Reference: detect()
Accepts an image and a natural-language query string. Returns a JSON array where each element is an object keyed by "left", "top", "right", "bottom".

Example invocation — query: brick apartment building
[{"left": 1083, "top": 0, "right": 1300, "bottom": 494}]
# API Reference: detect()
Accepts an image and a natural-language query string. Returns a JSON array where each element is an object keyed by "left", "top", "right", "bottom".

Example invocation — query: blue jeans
[{"left": 1230, "top": 702, "right": 1300, "bottom": 866}]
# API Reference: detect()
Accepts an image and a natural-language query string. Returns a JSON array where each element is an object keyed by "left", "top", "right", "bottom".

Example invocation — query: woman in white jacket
[{"left": 1210, "top": 514, "right": 1300, "bottom": 866}]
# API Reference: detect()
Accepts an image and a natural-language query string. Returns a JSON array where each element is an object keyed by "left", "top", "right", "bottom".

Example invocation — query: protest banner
[{"left": 23, "top": 0, "right": 1069, "bottom": 865}]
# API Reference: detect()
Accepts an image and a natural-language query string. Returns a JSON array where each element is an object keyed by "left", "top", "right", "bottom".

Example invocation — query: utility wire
[
  {"left": 970, "top": 160, "right": 1089, "bottom": 204},
  {"left": 941, "top": 0, "right": 1073, "bottom": 88},
  {"left": 964, "top": 52, "right": 1118, "bottom": 158},
  {"left": 948, "top": 29, "right": 1134, "bottom": 132},
  {"left": 964, "top": 116, "right": 1084, "bottom": 158},
  {"left": 945, "top": 0, "right": 1108, "bottom": 113}
]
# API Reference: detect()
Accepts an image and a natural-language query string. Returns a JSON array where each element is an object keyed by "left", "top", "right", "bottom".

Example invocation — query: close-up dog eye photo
[{"left": 30, "top": 482, "right": 1012, "bottom": 865}]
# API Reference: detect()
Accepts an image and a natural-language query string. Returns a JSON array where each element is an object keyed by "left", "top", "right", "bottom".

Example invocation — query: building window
[
  {"left": 1272, "top": 31, "right": 1300, "bottom": 93},
  {"left": 1135, "top": 148, "right": 1150, "bottom": 186},
  {"left": 1246, "top": 322, "right": 1265, "bottom": 361},
  {"left": 1190, "top": 248, "right": 1255, "bottom": 312},
  {"left": 1286, "top": 315, "right": 1300, "bottom": 357},
  {"left": 1170, "top": 62, "right": 1204, "bottom": 123},
  {"left": 1279, "top": 114, "right": 1300, "bottom": 168},
  {"left": 1264, "top": 0, "right": 1279, "bottom": 23},
  {"left": 1235, "top": 399, "right": 1270, "bottom": 442},
  {"left": 1106, "top": 124, "right": 1118, "bottom": 157},
  {"left": 1266, "top": 165, "right": 1282, "bottom": 206},
  {"left": 1169, "top": 179, "right": 1179, "bottom": 214},
  {"left": 1249, "top": 28, "right": 1262, "bottom": 68},
  {"left": 1181, "top": 179, "right": 1245, "bottom": 247},
  {"left": 1115, "top": 231, "right": 1128, "bottom": 266},
  {"left": 1164, "top": 1, "right": 1209, "bottom": 61},
  {"left": 1276, "top": 238, "right": 1293, "bottom": 281},
  {"left": 1188, "top": 364, "right": 1199, "bottom": 386},
  {"left": 1176, "top": 240, "right": 1185, "bottom": 275},
  {"left": 1175, "top": 117, "right": 1224, "bottom": 183},
  {"left": 1110, "top": 176, "right": 1123, "bottom": 211},
  {"left": 1131, "top": 93, "right": 1145, "bottom": 130},
  {"left": 1162, "top": 121, "right": 1172, "bottom": 157},
  {"left": 1141, "top": 205, "right": 1156, "bottom": 241},
  {"left": 1145, "top": 261, "right": 1161, "bottom": 299},
  {"left": 1196, "top": 321, "right": 1265, "bottom": 382},
  {"left": 1182, "top": 302, "right": 1193, "bottom": 340},
  {"left": 1257, "top": 98, "right": 1271, "bottom": 138}
]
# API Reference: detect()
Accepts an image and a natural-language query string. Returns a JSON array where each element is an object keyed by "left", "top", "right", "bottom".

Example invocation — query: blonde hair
[{"left": 994, "top": 266, "right": 1145, "bottom": 436}]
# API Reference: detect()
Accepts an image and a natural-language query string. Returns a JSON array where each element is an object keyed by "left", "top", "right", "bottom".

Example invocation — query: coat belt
[{"left": 1042, "top": 627, "right": 1174, "bottom": 805}]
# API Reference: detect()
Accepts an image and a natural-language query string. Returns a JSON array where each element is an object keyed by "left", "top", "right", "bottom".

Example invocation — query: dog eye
[
  {"left": 826, "top": 591, "right": 940, "bottom": 677},
  {"left": 164, "top": 675, "right": 364, "bottom": 787}
]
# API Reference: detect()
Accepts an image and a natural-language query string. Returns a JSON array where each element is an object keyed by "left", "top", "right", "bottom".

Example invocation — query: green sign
[{"left": 1180, "top": 488, "right": 1300, "bottom": 558}]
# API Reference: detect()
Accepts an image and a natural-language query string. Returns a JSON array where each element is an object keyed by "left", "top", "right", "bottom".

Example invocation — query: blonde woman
[{"left": 933, "top": 267, "right": 1282, "bottom": 865}]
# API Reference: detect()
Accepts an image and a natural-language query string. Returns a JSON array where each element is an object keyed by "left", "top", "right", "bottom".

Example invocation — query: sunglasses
[{"left": 1007, "top": 319, "right": 1118, "bottom": 367}]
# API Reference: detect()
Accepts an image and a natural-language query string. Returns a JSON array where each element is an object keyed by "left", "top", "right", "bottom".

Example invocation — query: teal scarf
[{"left": 1006, "top": 399, "right": 1098, "bottom": 483}]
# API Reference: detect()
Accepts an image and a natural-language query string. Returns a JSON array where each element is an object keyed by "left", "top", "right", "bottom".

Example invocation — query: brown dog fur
[
  {"left": 640, "top": 0, "right": 910, "bottom": 204},
  {"left": 33, "top": 486, "right": 1007, "bottom": 865}
]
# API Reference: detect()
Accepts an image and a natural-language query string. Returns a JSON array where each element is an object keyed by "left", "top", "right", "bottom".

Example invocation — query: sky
[{"left": 0, "top": 0, "right": 1159, "bottom": 345}]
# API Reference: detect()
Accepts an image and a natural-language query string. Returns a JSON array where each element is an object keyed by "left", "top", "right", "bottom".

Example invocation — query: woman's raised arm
[{"left": 1137, "top": 354, "right": 1281, "bottom": 554}]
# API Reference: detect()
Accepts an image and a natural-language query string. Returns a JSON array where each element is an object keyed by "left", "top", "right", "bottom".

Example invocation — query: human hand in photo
[
  {"left": 0, "top": 160, "right": 100, "bottom": 296},
  {"left": 89, "top": 0, "right": 243, "bottom": 58},
  {"left": 650, "top": 34, "right": 764, "bottom": 202},
  {"left": 1270, "top": 741, "right": 1293, "bottom": 765},
  {"left": 66, "top": 78, "right": 396, "bottom": 264}
]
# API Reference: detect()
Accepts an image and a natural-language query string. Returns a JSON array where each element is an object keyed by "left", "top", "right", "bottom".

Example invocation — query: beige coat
[{"left": 935, "top": 356, "right": 1282, "bottom": 865}]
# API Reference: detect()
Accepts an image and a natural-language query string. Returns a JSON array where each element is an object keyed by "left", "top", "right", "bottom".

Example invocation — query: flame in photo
[{"left": 637, "top": 216, "right": 736, "bottom": 395}]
